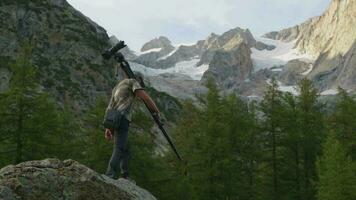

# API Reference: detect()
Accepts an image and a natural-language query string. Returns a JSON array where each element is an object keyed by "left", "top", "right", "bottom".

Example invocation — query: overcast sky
[{"left": 67, "top": 0, "right": 331, "bottom": 51}]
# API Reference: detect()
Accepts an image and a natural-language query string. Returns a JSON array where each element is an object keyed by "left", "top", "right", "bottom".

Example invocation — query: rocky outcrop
[
  {"left": 197, "top": 27, "right": 256, "bottom": 66},
  {"left": 254, "top": 41, "right": 276, "bottom": 51},
  {"left": 145, "top": 73, "right": 203, "bottom": 99},
  {"left": 278, "top": 59, "right": 312, "bottom": 85},
  {"left": 0, "top": 158, "right": 157, "bottom": 200},
  {"left": 133, "top": 36, "right": 175, "bottom": 68},
  {"left": 0, "top": 0, "right": 117, "bottom": 111},
  {"left": 201, "top": 42, "right": 253, "bottom": 89},
  {"left": 140, "top": 36, "right": 174, "bottom": 53}
]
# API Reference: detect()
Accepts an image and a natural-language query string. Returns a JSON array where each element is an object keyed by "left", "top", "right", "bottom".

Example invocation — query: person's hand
[{"left": 105, "top": 129, "right": 113, "bottom": 141}]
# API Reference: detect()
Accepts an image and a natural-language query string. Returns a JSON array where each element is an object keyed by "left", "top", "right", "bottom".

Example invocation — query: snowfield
[
  {"left": 130, "top": 58, "right": 209, "bottom": 81},
  {"left": 320, "top": 89, "right": 338, "bottom": 96},
  {"left": 252, "top": 37, "right": 315, "bottom": 71},
  {"left": 135, "top": 48, "right": 162, "bottom": 55}
]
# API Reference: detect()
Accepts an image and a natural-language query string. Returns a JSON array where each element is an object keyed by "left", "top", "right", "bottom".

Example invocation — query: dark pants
[{"left": 105, "top": 117, "right": 130, "bottom": 179}]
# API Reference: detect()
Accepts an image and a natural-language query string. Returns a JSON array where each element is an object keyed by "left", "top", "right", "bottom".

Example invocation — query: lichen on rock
[{"left": 0, "top": 158, "right": 157, "bottom": 200}]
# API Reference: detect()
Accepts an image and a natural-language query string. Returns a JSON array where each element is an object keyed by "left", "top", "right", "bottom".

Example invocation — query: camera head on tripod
[{"left": 102, "top": 40, "right": 127, "bottom": 60}]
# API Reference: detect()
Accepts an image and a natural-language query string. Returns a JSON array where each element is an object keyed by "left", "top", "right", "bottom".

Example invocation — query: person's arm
[
  {"left": 104, "top": 88, "right": 116, "bottom": 140},
  {"left": 134, "top": 90, "right": 160, "bottom": 113}
]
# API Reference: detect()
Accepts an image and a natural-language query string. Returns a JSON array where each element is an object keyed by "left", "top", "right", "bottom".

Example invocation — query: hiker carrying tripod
[
  {"left": 103, "top": 69, "right": 160, "bottom": 180},
  {"left": 102, "top": 41, "right": 182, "bottom": 180}
]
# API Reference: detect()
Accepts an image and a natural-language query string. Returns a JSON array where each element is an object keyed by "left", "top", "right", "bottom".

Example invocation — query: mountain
[
  {"left": 0, "top": 158, "right": 157, "bottom": 200},
  {"left": 264, "top": 0, "right": 356, "bottom": 91},
  {"left": 130, "top": 27, "right": 271, "bottom": 98},
  {"left": 130, "top": 0, "right": 355, "bottom": 99},
  {"left": 0, "top": 0, "right": 117, "bottom": 111}
]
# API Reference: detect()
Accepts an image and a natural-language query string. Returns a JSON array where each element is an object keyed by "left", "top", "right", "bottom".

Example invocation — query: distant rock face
[
  {"left": 264, "top": 0, "right": 356, "bottom": 91},
  {"left": 254, "top": 41, "right": 276, "bottom": 51},
  {"left": 197, "top": 27, "right": 256, "bottom": 66},
  {"left": 0, "top": 0, "right": 117, "bottom": 111},
  {"left": 0, "top": 158, "right": 157, "bottom": 200},
  {"left": 145, "top": 73, "right": 203, "bottom": 99},
  {"left": 278, "top": 59, "right": 312, "bottom": 85},
  {"left": 201, "top": 42, "right": 253, "bottom": 89},
  {"left": 130, "top": 27, "right": 257, "bottom": 96},
  {"left": 133, "top": 27, "right": 256, "bottom": 70},
  {"left": 140, "top": 36, "right": 174, "bottom": 52},
  {"left": 133, "top": 36, "right": 175, "bottom": 68}
]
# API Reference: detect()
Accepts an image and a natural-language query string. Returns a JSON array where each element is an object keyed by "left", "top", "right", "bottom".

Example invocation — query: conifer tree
[
  {"left": 330, "top": 88, "right": 356, "bottom": 159},
  {"left": 296, "top": 78, "right": 324, "bottom": 200},
  {"left": 0, "top": 43, "right": 76, "bottom": 166},
  {"left": 317, "top": 133, "right": 356, "bottom": 200},
  {"left": 259, "top": 78, "right": 283, "bottom": 200}
]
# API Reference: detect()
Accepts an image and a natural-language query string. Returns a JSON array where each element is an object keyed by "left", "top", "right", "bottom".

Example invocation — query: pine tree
[
  {"left": 296, "top": 78, "right": 324, "bottom": 200},
  {"left": 259, "top": 78, "right": 284, "bottom": 200},
  {"left": 279, "top": 92, "right": 303, "bottom": 200},
  {"left": 0, "top": 43, "right": 77, "bottom": 166},
  {"left": 317, "top": 133, "right": 356, "bottom": 200},
  {"left": 330, "top": 88, "right": 356, "bottom": 159}
]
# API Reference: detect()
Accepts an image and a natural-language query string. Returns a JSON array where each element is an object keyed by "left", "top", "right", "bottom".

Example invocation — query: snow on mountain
[
  {"left": 130, "top": 58, "right": 209, "bottom": 81},
  {"left": 251, "top": 37, "right": 315, "bottom": 71},
  {"left": 320, "top": 89, "right": 338, "bottom": 96},
  {"left": 157, "top": 46, "right": 179, "bottom": 61},
  {"left": 135, "top": 48, "right": 162, "bottom": 55}
]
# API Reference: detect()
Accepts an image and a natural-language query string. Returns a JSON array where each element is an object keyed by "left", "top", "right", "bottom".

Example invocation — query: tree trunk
[{"left": 295, "top": 143, "right": 301, "bottom": 200}]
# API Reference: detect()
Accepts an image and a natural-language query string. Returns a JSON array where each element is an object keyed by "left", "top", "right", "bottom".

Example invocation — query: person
[{"left": 104, "top": 72, "right": 160, "bottom": 180}]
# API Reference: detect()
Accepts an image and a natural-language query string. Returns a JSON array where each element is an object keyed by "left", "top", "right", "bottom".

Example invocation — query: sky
[{"left": 67, "top": 0, "right": 331, "bottom": 51}]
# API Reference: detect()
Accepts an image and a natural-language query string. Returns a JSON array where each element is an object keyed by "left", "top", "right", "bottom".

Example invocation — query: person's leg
[
  {"left": 118, "top": 118, "right": 130, "bottom": 178},
  {"left": 105, "top": 128, "right": 121, "bottom": 179},
  {"left": 105, "top": 117, "right": 130, "bottom": 179}
]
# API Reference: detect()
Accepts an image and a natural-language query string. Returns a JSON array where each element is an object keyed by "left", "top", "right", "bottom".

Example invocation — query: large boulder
[{"left": 0, "top": 159, "right": 157, "bottom": 200}]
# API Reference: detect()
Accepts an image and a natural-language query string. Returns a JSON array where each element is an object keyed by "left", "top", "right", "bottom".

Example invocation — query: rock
[
  {"left": 0, "top": 68, "right": 11, "bottom": 93},
  {"left": 262, "top": 31, "right": 279, "bottom": 40},
  {"left": 0, "top": 158, "right": 157, "bottom": 200},
  {"left": 278, "top": 59, "right": 312, "bottom": 85},
  {"left": 254, "top": 41, "right": 276, "bottom": 51},
  {"left": 198, "top": 27, "right": 256, "bottom": 66},
  {"left": 145, "top": 73, "right": 202, "bottom": 100},
  {"left": 133, "top": 36, "right": 175, "bottom": 68},
  {"left": 140, "top": 36, "right": 174, "bottom": 53},
  {"left": 201, "top": 42, "right": 253, "bottom": 89}
]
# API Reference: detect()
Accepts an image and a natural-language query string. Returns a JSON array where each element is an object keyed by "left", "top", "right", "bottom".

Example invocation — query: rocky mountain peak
[
  {"left": 262, "top": 0, "right": 356, "bottom": 91},
  {"left": 140, "top": 36, "right": 174, "bottom": 52},
  {"left": 219, "top": 27, "right": 256, "bottom": 47}
]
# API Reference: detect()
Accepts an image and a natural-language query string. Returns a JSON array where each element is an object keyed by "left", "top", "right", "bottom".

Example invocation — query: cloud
[{"left": 67, "top": 0, "right": 331, "bottom": 51}]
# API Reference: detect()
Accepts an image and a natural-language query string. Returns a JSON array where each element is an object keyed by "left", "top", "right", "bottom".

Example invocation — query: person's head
[{"left": 134, "top": 71, "right": 145, "bottom": 88}]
